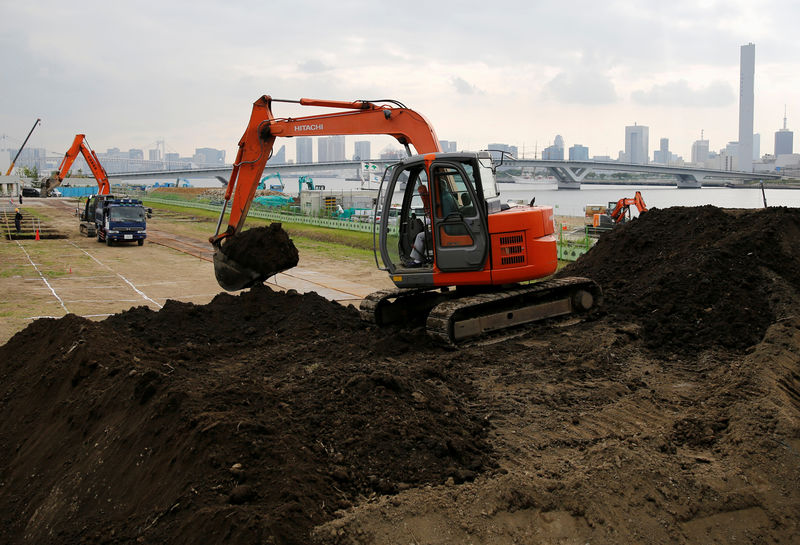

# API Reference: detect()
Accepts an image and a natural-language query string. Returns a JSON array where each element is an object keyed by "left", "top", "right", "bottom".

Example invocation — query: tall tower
[
  {"left": 738, "top": 43, "right": 755, "bottom": 173},
  {"left": 625, "top": 124, "right": 649, "bottom": 164}
]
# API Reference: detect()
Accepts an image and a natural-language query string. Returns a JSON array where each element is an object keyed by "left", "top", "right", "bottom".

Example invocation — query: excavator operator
[{"left": 409, "top": 183, "right": 431, "bottom": 266}]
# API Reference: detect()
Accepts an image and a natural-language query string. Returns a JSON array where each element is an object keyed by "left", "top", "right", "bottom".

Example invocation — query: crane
[
  {"left": 5, "top": 118, "right": 41, "bottom": 176},
  {"left": 42, "top": 134, "right": 110, "bottom": 197}
]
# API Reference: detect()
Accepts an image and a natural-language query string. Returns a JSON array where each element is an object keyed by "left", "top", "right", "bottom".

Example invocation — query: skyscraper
[
  {"left": 691, "top": 139, "right": 709, "bottom": 164},
  {"left": 568, "top": 145, "right": 589, "bottom": 161},
  {"left": 775, "top": 110, "right": 794, "bottom": 156},
  {"left": 653, "top": 138, "right": 670, "bottom": 164},
  {"left": 625, "top": 124, "right": 649, "bottom": 164},
  {"left": 354, "top": 141, "right": 371, "bottom": 160},
  {"left": 296, "top": 137, "right": 312, "bottom": 163},
  {"left": 438, "top": 140, "right": 457, "bottom": 153},
  {"left": 738, "top": 43, "right": 755, "bottom": 172}
]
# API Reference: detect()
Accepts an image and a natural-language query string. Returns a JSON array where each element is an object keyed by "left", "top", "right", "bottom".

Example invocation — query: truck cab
[{"left": 81, "top": 195, "right": 148, "bottom": 246}]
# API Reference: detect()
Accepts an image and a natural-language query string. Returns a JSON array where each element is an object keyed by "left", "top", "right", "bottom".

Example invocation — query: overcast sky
[{"left": 1, "top": 0, "right": 797, "bottom": 166}]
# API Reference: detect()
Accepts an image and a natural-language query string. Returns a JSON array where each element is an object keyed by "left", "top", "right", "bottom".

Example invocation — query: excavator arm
[
  {"left": 44, "top": 134, "right": 111, "bottom": 196},
  {"left": 211, "top": 95, "right": 441, "bottom": 245}
]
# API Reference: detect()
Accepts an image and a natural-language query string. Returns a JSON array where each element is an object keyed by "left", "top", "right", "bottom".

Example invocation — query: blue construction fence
[{"left": 58, "top": 186, "right": 97, "bottom": 197}]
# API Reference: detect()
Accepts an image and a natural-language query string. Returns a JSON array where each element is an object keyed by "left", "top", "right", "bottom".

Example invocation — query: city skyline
[{"left": 1, "top": 1, "right": 798, "bottom": 171}]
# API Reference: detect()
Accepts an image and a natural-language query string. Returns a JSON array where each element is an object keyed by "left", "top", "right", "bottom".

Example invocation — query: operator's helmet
[{"left": 15, "top": 208, "right": 19, "bottom": 212}]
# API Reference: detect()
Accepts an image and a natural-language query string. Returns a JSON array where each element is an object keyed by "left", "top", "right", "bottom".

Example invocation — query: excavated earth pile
[
  {"left": 220, "top": 223, "right": 299, "bottom": 275},
  {"left": 1, "top": 206, "right": 800, "bottom": 544}
]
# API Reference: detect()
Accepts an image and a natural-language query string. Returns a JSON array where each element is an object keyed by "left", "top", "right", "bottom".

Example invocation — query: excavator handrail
[{"left": 210, "top": 95, "right": 442, "bottom": 245}]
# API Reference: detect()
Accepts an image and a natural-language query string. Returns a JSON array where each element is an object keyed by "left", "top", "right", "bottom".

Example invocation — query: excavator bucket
[
  {"left": 212, "top": 224, "right": 299, "bottom": 291},
  {"left": 213, "top": 249, "right": 269, "bottom": 292}
]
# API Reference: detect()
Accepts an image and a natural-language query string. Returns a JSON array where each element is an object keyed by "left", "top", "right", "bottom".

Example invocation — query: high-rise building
[
  {"left": 128, "top": 149, "right": 144, "bottom": 160},
  {"left": 753, "top": 133, "right": 761, "bottom": 160},
  {"left": 330, "top": 136, "right": 345, "bottom": 161},
  {"left": 317, "top": 136, "right": 346, "bottom": 162},
  {"left": 653, "top": 138, "right": 670, "bottom": 164},
  {"left": 296, "top": 137, "right": 312, "bottom": 163},
  {"left": 272, "top": 145, "right": 286, "bottom": 164},
  {"left": 738, "top": 43, "right": 755, "bottom": 172},
  {"left": 691, "top": 139, "right": 709, "bottom": 164},
  {"left": 354, "top": 141, "right": 371, "bottom": 160},
  {"left": 193, "top": 147, "right": 225, "bottom": 165},
  {"left": 488, "top": 143, "right": 519, "bottom": 161},
  {"left": 438, "top": 140, "right": 457, "bottom": 153},
  {"left": 775, "top": 110, "right": 794, "bottom": 156},
  {"left": 149, "top": 149, "right": 161, "bottom": 162},
  {"left": 568, "top": 144, "right": 589, "bottom": 161},
  {"left": 542, "top": 135, "right": 565, "bottom": 160},
  {"left": 625, "top": 124, "right": 649, "bottom": 164}
]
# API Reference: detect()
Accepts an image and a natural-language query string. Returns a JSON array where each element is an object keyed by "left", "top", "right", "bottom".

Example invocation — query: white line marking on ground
[
  {"left": 26, "top": 313, "right": 114, "bottom": 320},
  {"left": 66, "top": 241, "right": 163, "bottom": 309},
  {"left": 14, "top": 241, "right": 68, "bottom": 314}
]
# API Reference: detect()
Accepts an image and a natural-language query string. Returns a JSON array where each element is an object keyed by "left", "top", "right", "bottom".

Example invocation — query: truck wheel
[
  {"left": 97, "top": 233, "right": 103, "bottom": 243},
  {"left": 106, "top": 237, "right": 113, "bottom": 246},
  {"left": 137, "top": 239, "right": 144, "bottom": 246}
]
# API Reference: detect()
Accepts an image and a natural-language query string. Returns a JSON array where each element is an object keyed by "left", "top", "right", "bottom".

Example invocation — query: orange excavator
[
  {"left": 609, "top": 191, "right": 647, "bottom": 224},
  {"left": 42, "top": 134, "right": 111, "bottom": 197},
  {"left": 211, "top": 96, "right": 601, "bottom": 343}
]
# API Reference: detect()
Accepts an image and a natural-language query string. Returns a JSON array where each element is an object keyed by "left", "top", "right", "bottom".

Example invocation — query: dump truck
[{"left": 79, "top": 194, "right": 149, "bottom": 246}]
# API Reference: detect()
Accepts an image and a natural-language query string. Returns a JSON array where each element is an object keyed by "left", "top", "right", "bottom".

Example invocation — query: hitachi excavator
[
  {"left": 42, "top": 134, "right": 111, "bottom": 197},
  {"left": 211, "top": 96, "right": 602, "bottom": 343}
]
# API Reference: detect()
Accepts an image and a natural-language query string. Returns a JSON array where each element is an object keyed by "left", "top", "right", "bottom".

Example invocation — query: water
[
  {"left": 499, "top": 182, "right": 800, "bottom": 217},
  {"left": 117, "top": 176, "right": 800, "bottom": 218}
]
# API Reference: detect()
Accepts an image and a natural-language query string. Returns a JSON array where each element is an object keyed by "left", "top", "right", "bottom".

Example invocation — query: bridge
[
  {"left": 498, "top": 159, "right": 781, "bottom": 189},
  {"left": 108, "top": 158, "right": 782, "bottom": 190}
]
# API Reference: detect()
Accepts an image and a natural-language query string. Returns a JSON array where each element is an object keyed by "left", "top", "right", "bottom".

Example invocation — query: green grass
[{"left": 143, "top": 199, "right": 377, "bottom": 252}]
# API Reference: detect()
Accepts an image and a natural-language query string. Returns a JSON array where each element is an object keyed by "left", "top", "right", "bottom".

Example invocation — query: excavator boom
[
  {"left": 44, "top": 134, "right": 111, "bottom": 196},
  {"left": 213, "top": 95, "right": 441, "bottom": 246}
]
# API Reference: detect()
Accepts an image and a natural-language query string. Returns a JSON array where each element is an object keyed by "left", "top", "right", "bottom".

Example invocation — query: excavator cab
[{"left": 375, "top": 151, "right": 497, "bottom": 285}]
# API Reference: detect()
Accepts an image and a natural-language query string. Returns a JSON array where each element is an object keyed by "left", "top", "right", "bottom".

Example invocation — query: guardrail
[{"left": 141, "top": 197, "right": 399, "bottom": 235}]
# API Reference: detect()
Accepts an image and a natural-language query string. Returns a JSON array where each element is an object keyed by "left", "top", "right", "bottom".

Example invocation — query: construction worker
[{"left": 14, "top": 208, "right": 22, "bottom": 233}]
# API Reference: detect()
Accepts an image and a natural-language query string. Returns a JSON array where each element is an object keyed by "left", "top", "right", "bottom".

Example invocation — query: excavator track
[
  {"left": 427, "top": 277, "right": 602, "bottom": 345},
  {"left": 360, "top": 277, "right": 602, "bottom": 345},
  {"left": 360, "top": 287, "right": 450, "bottom": 327}
]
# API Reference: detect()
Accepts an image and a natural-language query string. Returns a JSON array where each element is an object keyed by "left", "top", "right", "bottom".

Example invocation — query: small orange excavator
[
  {"left": 211, "top": 95, "right": 602, "bottom": 343},
  {"left": 42, "top": 134, "right": 111, "bottom": 197},
  {"left": 609, "top": 191, "right": 648, "bottom": 224}
]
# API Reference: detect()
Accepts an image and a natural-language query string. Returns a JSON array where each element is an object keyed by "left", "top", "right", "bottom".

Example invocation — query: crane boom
[{"left": 5, "top": 118, "right": 41, "bottom": 176}]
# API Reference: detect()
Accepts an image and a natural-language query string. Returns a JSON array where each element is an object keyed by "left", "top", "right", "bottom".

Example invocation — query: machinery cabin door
[{"left": 430, "top": 161, "right": 487, "bottom": 272}]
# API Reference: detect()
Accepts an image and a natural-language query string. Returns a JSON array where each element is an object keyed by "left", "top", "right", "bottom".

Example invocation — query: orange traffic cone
[{"left": 35, "top": 229, "right": 40, "bottom": 240}]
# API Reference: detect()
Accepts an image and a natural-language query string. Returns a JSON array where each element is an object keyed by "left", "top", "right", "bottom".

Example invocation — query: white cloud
[
  {"left": 541, "top": 72, "right": 618, "bottom": 105},
  {"left": 631, "top": 80, "right": 736, "bottom": 107}
]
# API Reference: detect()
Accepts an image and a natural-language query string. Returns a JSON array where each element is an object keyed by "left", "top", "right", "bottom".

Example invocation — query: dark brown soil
[
  {"left": 1, "top": 206, "right": 799, "bottom": 545},
  {"left": 221, "top": 223, "right": 299, "bottom": 275}
]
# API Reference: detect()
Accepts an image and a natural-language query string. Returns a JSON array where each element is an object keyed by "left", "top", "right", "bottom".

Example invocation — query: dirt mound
[
  {"left": 0, "top": 286, "right": 490, "bottom": 544},
  {"left": 1, "top": 205, "right": 799, "bottom": 544},
  {"left": 220, "top": 223, "right": 299, "bottom": 276},
  {"left": 559, "top": 206, "right": 800, "bottom": 354}
]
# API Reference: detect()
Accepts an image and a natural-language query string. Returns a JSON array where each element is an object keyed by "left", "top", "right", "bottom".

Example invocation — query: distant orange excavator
[
  {"left": 42, "top": 134, "right": 111, "bottom": 197},
  {"left": 609, "top": 191, "right": 648, "bottom": 224}
]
